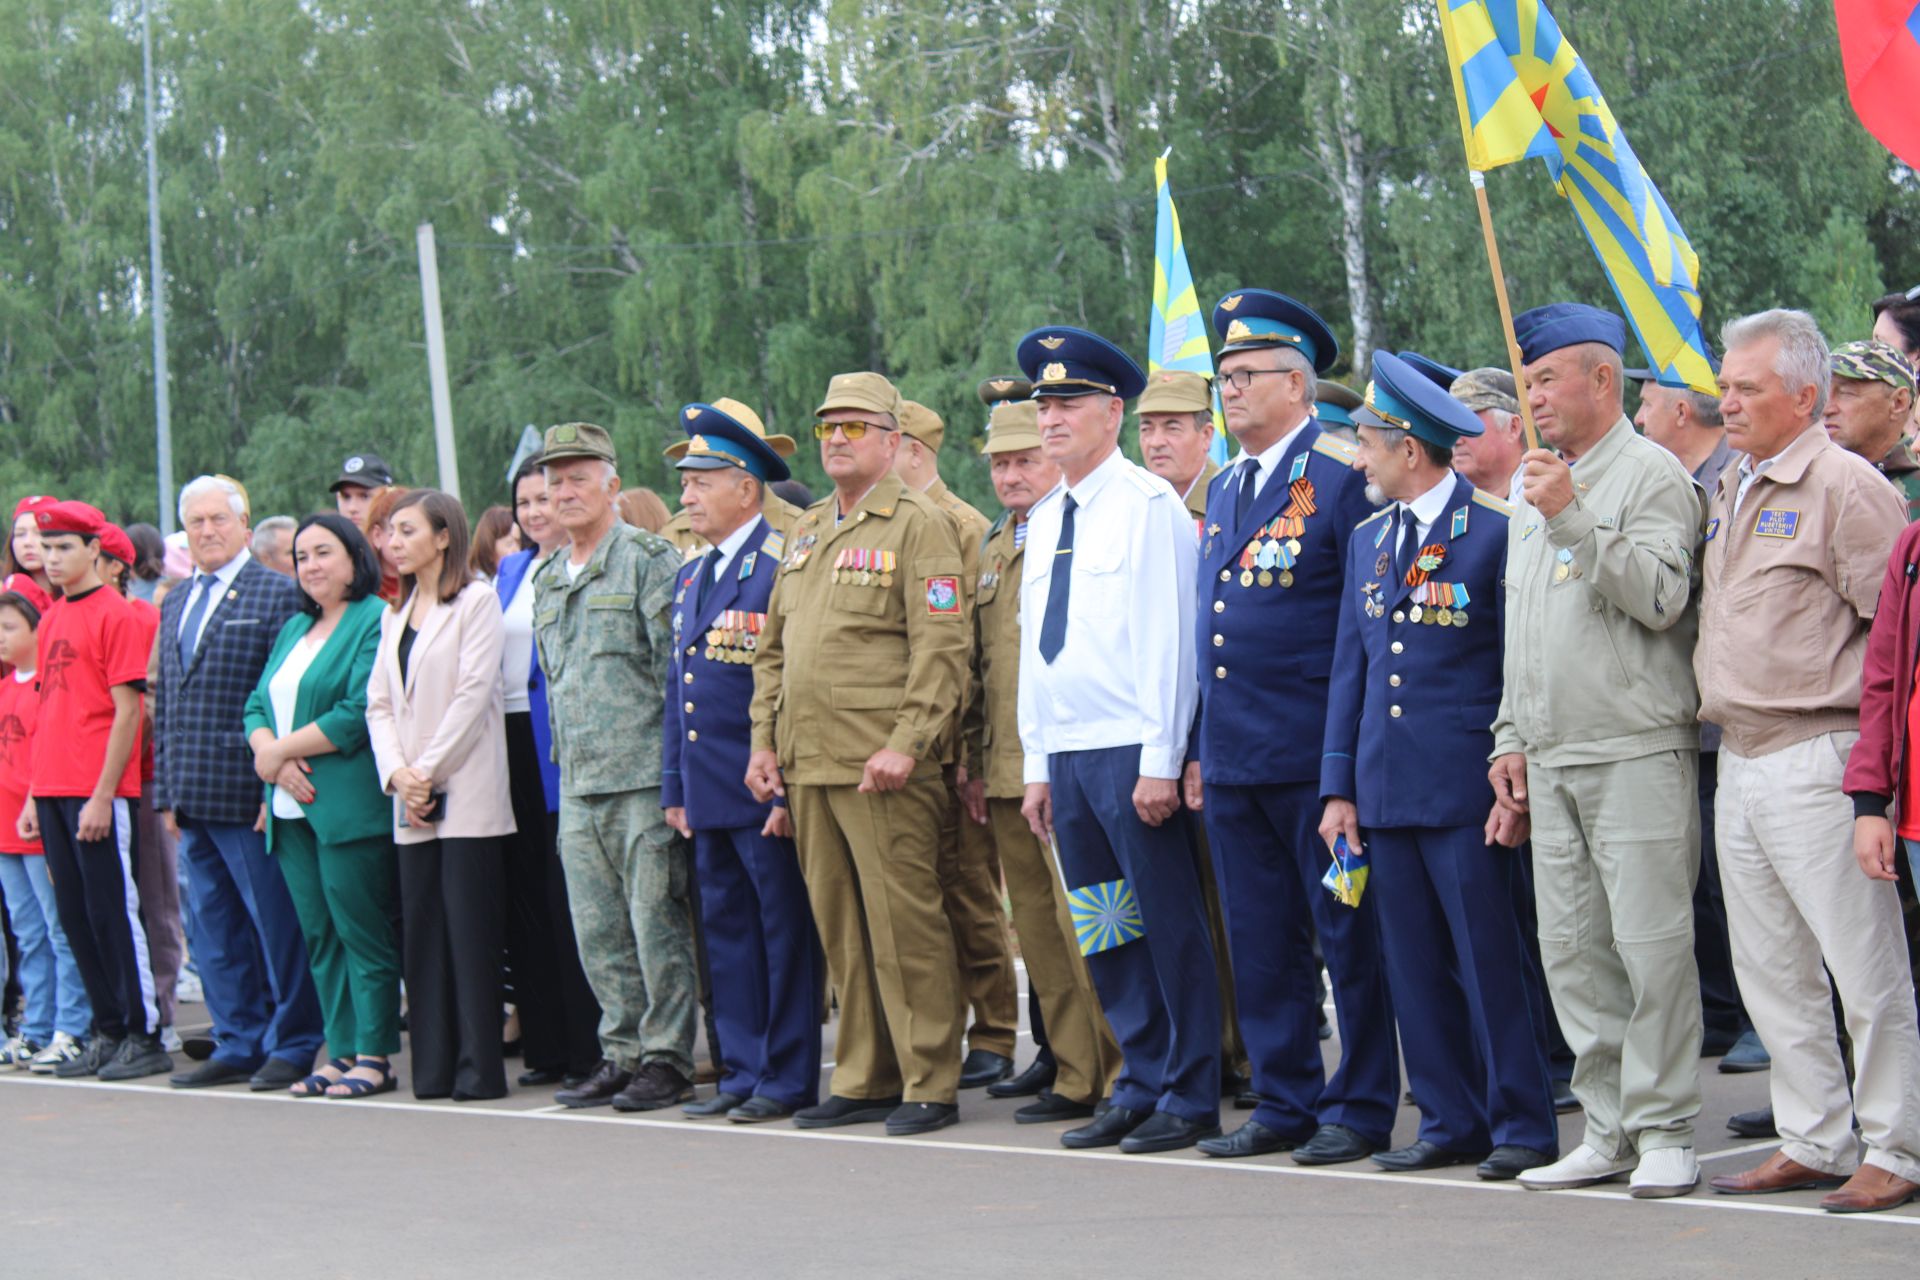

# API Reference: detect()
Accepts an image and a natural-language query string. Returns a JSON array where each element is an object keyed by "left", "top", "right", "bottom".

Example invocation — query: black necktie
[
  {"left": 1236, "top": 460, "right": 1260, "bottom": 528},
  {"left": 1394, "top": 507, "right": 1416, "bottom": 587},
  {"left": 694, "top": 547, "right": 721, "bottom": 614},
  {"left": 1038, "top": 494, "right": 1077, "bottom": 664}
]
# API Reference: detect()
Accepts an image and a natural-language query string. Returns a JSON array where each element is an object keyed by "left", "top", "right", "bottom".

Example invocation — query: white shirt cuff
[{"left": 1138, "top": 745, "right": 1184, "bottom": 781}]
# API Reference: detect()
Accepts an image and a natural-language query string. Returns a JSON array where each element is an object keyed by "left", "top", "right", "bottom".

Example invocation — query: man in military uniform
[
  {"left": 532, "top": 422, "right": 701, "bottom": 1113},
  {"left": 958, "top": 385, "right": 1120, "bottom": 1124},
  {"left": 663, "top": 481, "right": 805, "bottom": 557},
  {"left": 894, "top": 398, "right": 1020, "bottom": 1089},
  {"left": 1183, "top": 290, "right": 1397, "bottom": 1165},
  {"left": 1826, "top": 339, "right": 1920, "bottom": 521},
  {"left": 660, "top": 400, "right": 823, "bottom": 1124},
  {"left": 1448, "top": 369, "right": 1527, "bottom": 503},
  {"left": 1315, "top": 381, "right": 1363, "bottom": 442},
  {"left": 1489, "top": 304, "right": 1707, "bottom": 1199},
  {"left": 746, "top": 371, "right": 970, "bottom": 1137},
  {"left": 1319, "top": 353, "right": 1559, "bottom": 1181}
]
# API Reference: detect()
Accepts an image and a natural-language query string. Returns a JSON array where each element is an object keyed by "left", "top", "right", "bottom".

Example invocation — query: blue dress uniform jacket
[
  {"left": 1194, "top": 424, "right": 1376, "bottom": 785},
  {"left": 661, "top": 517, "right": 785, "bottom": 831},
  {"left": 1321, "top": 474, "right": 1511, "bottom": 827}
]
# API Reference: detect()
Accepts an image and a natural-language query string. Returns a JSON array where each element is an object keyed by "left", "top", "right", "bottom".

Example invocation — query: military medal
[
  {"left": 1452, "top": 612, "right": 1468, "bottom": 627},
  {"left": 1240, "top": 569, "right": 1254, "bottom": 587},
  {"left": 1553, "top": 547, "right": 1574, "bottom": 582},
  {"left": 1375, "top": 551, "right": 1390, "bottom": 577},
  {"left": 1279, "top": 570, "right": 1294, "bottom": 588},
  {"left": 1409, "top": 605, "right": 1423, "bottom": 622},
  {"left": 1437, "top": 607, "right": 1454, "bottom": 625},
  {"left": 880, "top": 550, "right": 895, "bottom": 588},
  {"left": 1404, "top": 543, "right": 1446, "bottom": 588}
]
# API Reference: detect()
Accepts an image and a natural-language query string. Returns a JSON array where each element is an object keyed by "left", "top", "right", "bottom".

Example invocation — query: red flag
[{"left": 1835, "top": 2, "right": 1920, "bottom": 168}]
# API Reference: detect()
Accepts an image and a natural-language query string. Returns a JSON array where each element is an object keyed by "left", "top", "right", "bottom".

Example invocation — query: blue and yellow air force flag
[
  {"left": 1149, "top": 153, "right": 1229, "bottom": 466},
  {"left": 1436, "top": 0, "right": 1719, "bottom": 395},
  {"left": 1067, "top": 878, "right": 1146, "bottom": 957}
]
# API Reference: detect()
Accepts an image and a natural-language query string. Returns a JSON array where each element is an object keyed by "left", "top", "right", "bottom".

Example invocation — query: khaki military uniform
[
  {"left": 750, "top": 473, "right": 970, "bottom": 1103},
  {"left": 1181, "top": 459, "right": 1220, "bottom": 526},
  {"left": 664, "top": 491, "right": 804, "bottom": 558},
  {"left": 921, "top": 476, "right": 1019, "bottom": 1061},
  {"left": 532, "top": 521, "right": 698, "bottom": 1075},
  {"left": 966, "top": 513, "right": 1121, "bottom": 1104}
]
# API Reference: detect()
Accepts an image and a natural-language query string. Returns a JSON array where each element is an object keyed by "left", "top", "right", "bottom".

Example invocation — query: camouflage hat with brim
[
  {"left": 1832, "top": 340, "right": 1917, "bottom": 397},
  {"left": 539, "top": 421, "right": 618, "bottom": 466},
  {"left": 1449, "top": 366, "right": 1520, "bottom": 416}
]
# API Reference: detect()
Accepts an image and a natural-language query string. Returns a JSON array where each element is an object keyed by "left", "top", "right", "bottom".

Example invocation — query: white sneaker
[
  {"left": 1629, "top": 1146, "right": 1699, "bottom": 1199},
  {"left": 1517, "top": 1143, "right": 1639, "bottom": 1190},
  {"left": 0, "top": 1035, "right": 43, "bottom": 1068},
  {"left": 28, "top": 1031, "right": 82, "bottom": 1075},
  {"left": 159, "top": 1025, "right": 183, "bottom": 1053},
  {"left": 176, "top": 972, "right": 204, "bottom": 1004}
]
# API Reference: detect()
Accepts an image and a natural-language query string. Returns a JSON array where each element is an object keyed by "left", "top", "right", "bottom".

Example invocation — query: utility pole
[
  {"left": 142, "top": 0, "right": 175, "bottom": 533},
  {"left": 416, "top": 222, "right": 460, "bottom": 503}
]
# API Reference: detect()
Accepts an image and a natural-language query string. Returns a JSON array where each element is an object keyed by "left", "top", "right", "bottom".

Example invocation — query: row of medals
[
  {"left": 831, "top": 548, "right": 895, "bottom": 588},
  {"left": 706, "top": 631, "right": 757, "bottom": 662},
  {"left": 1238, "top": 535, "right": 1302, "bottom": 589},
  {"left": 1408, "top": 603, "right": 1469, "bottom": 628}
]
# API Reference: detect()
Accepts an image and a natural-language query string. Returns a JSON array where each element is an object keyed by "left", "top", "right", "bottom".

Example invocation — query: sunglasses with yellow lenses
[{"left": 812, "top": 419, "right": 897, "bottom": 440}]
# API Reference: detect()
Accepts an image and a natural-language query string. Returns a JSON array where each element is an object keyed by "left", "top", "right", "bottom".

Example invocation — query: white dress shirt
[
  {"left": 1733, "top": 452, "right": 1778, "bottom": 516},
  {"left": 267, "top": 630, "right": 325, "bottom": 819},
  {"left": 175, "top": 547, "right": 254, "bottom": 654},
  {"left": 1394, "top": 471, "right": 1458, "bottom": 552},
  {"left": 1017, "top": 448, "right": 1198, "bottom": 785},
  {"left": 500, "top": 568, "right": 537, "bottom": 715},
  {"left": 707, "top": 515, "right": 760, "bottom": 581},
  {"left": 1228, "top": 412, "right": 1314, "bottom": 501}
]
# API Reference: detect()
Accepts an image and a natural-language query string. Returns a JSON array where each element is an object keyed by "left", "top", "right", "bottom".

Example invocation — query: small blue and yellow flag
[
  {"left": 1149, "top": 153, "right": 1229, "bottom": 466},
  {"left": 1436, "top": 0, "right": 1719, "bottom": 395},
  {"left": 1067, "top": 878, "right": 1146, "bottom": 956}
]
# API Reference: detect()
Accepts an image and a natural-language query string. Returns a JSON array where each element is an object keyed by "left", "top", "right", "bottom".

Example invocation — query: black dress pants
[{"left": 399, "top": 835, "right": 506, "bottom": 1099}]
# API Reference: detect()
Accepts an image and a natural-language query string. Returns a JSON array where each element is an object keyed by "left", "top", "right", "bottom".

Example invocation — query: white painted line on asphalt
[
  {"left": 1695, "top": 1139, "right": 1783, "bottom": 1164},
  {"left": 7, "top": 1074, "right": 1911, "bottom": 1228}
]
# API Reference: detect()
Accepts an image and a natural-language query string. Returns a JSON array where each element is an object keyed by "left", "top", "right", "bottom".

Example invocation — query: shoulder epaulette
[
  {"left": 760, "top": 528, "right": 785, "bottom": 559},
  {"left": 1312, "top": 434, "right": 1358, "bottom": 463},
  {"left": 1357, "top": 505, "right": 1393, "bottom": 528},
  {"left": 1471, "top": 489, "right": 1514, "bottom": 516},
  {"left": 1124, "top": 465, "right": 1166, "bottom": 497},
  {"left": 986, "top": 509, "right": 1011, "bottom": 544}
]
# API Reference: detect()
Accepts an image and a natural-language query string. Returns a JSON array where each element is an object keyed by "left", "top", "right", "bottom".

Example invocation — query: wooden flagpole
[{"left": 1468, "top": 169, "right": 1541, "bottom": 451}]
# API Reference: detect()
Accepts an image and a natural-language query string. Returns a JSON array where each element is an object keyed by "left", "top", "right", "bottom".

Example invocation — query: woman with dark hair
[
  {"left": 123, "top": 523, "right": 168, "bottom": 604},
  {"left": 495, "top": 460, "right": 601, "bottom": 1087},
  {"left": 241, "top": 513, "right": 399, "bottom": 1097},
  {"left": 469, "top": 505, "right": 523, "bottom": 584},
  {"left": 366, "top": 490, "right": 514, "bottom": 1100},
  {"left": 4, "top": 495, "right": 58, "bottom": 593}
]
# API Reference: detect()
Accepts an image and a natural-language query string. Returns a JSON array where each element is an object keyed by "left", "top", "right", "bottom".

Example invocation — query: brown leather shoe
[
  {"left": 1708, "top": 1151, "right": 1845, "bottom": 1196},
  {"left": 1821, "top": 1165, "right": 1920, "bottom": 1214}
]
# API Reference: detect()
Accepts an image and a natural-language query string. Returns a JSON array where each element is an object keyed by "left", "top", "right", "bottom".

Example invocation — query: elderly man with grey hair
[
  {"left": 1447, "top": 367, "right": 1528, "bottom": 501},
  {"left": 250, "top": 515, "right": 297, "bottom": 577},
  {"left": 153, "top": 475, "right": 323, "bottom": 1090},
  {"left": 1695, "top": 310, "right": 1920, "bottom": 1214}
]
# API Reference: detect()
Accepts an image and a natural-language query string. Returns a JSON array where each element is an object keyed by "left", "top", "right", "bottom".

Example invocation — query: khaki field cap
[
  {"left": 1449, "top": 367, "right": 1521, "bottom": 416},
  {"left": 899, "top": 400, "right": 946, "bottom": 453},
  {"left": 981, "top": 400, "right": 1042, "bottom": 455},
  {"left": 539, "top": 421, "right": 619, "bottom": 467},
  {"left": 814, "top": 371, "right": 904, "bottom": 420},
  {"left": 1136, "top": 369, "right": 1213, "bottom": 416}
]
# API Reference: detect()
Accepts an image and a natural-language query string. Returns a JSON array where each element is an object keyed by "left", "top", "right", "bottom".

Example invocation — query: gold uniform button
[
  {"left": 1219, "top": 569, "right": 1231, "bottom": 583},
  {"left": 1212, "top": 634, "right": 1224, "bottom": 647},
  {"left": 1391, "top": 611, "right": 1405, "bottom": 624},
  {"left": 1390, "top": 642, "right": 1404, "bottom": 655},
  {"left": 1214, "top": 666, "right": 1227, "bottom": 679},
  {"left": 1389, "top": 675, "right": 1401, "bottom": 688},
  {"left": 686, "top": 645, "right": 696, "bottom": 656},
  {"left": 687, "top": 730, "right": 699, "bottom": 742},
  {"left": 683, "top": 672, "right": 694, "bottom": 684},
  {"left": 1389, "top": 705, "right": 1402, "bottom": 718},
  {"left": 1213, "top": 600, "right": 1225, "bottom": 614},
  {"left": 684, "top": 701, "right": 695, "bottom": 713}
]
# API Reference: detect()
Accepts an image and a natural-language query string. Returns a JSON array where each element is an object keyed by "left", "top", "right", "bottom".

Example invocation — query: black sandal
[
  {"left": 290, "top": 1057, "right": 354, "bottom": 1098},
  {"left": 327, "top": 1056, "right": 397, "bottom": 1099}
]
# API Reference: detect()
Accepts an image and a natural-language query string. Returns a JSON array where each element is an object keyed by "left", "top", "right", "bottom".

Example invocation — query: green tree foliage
[{"left": 1, "top": 0, "right": 1914, "bottom": 522}]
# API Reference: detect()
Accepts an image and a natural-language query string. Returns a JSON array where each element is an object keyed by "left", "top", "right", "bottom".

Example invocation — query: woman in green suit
[{"left": 243, "top": 513, "right": 400, "bottom": 1098}]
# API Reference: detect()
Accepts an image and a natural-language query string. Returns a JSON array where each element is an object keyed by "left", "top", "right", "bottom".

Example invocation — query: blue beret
[
  {"left": 1512, "top": 303, "right": 1627, "bottom": 364},
  {"left": 1355, "top": 352, "right": 1486, "bottom": 448},
  {"left": 667, "top": 400, "right": 794, "bottom": 483},
  {"left": 1212, "top": 288, "right": 1338, "bottom": 373},
  {"left": 1397, "top": 352, "right": 1464, "bottom": 391},
  {"left": 1015, "top": 326, "right": 1147, "bottom": 400}
]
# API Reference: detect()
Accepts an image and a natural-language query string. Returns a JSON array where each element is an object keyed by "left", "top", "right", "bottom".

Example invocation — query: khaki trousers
[
  {"left": 987, "top": 798, "right": 1120, "bottom": 1104},
  {"left": 1527, "top": 750, "right": 1702, "bottom": 1157},
  {"left": 790, "top": 778, "right": 963, "bottom": 1103},
  {"left": 1718, "top": 733, "right": 1920, "bottom": 1182},
  {"left": 937, "top": 782, "right": 1019, "bottom": 1057}
]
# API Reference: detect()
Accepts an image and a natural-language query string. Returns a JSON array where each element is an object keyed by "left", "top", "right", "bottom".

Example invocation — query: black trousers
[
  {"left": 37, "top": 797, "right": 156, "bottom": 1041},
  {"left": 503, "top": 713, "right": 601, "bottom": 1075},
  {"left": 398, "top": 835, "right": 506, "bottom": 1098},
  {"left": 1693, "top": 752, "right": 1750, "bottom": 1036}
]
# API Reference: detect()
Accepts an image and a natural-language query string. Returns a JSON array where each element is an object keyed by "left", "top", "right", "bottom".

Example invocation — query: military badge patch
[
  {"left": 1754, "top": 508, "right": 1799, "bottom": 539},
  {"left": 926, "top": 576, "right": 961, "bottom": 614}
]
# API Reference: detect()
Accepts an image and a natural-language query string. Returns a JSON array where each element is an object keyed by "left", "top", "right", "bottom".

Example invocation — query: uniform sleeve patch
[{"left": 926, "top": 576, "right": 962, "bottom": 614}]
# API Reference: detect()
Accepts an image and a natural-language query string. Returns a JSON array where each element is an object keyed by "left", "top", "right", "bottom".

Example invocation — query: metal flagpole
[
  {"left": 142, "top": 0, "right": 176, "bottom": 532},
  {"left": 416, "top": 223, "right": 461, "bottom": 503}
]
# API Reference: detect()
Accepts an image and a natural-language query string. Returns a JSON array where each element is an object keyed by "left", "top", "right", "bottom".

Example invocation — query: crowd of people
[{"left": 6, "top": 282, "right": 1920, "bottom": 1215}]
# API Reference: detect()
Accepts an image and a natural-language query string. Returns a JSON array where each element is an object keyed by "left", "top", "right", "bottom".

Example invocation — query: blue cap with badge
[
  {"left": 666, "top": 398, "right": 795, "bottom": 482},
  {"left": 1512, "top": 302, "right": 1628, "bottom": 364},
  {"left": 1398, "top": 351, "right": 1464, "bottom": 391},
  {"left": 1355, "top": 351, "right": 1486, "bottom": 448},
  {"left": 1212, "top": 288, "right": 1339, "bottom": 373},
  {"left": 1315, "top": 380, "right": 1362, "bottom": 429},
  {"left": 1015, "top": 326, "right": 1147, "bottom": 400}
]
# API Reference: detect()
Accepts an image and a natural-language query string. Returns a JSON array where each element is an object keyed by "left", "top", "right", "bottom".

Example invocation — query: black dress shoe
[
  {"left": 886, "top": 1101, "right": 959, "bottom": 1136},
  {"left": 987, "top": 1056, "right": 1057, "bottom": 1099},
  {"left": 958, "top": 1049, "right": 1014, "bottom": 1089},
  {"left": 1372, "top": 1139, "right": 1486, "bottom": 1172},
  {"left": 1014, "top": 1091, "right": 1098, "bottom": 1125},
  {"left": 612, "top": 1062, "right": 694, "bottom": 1112},
  {"left": 1291, "top": 1123, "right": 1382, "bottom": 1166},
  {"left": 1062, "top": 1105, "right": 1148, "bottom": 1149},
  {"left": 792, "top": 1095, "right": 901, "bottom": 1129},
  {"left": 1221, "top": 1069, "right": 1251, "bottom": 1098},
  {"left": 1552, "top": 1079, "right": 1580, "bottom": 1114},
  {"left": 1233, "top": 1087, "right": 1260, "bottom": 1110},
  {"left": 1477, "top": 1145, "right": 1555, "bottom": 1181},
  {"left": 169, "top": 1059, "right": 257, "bottom": 1090},
  {"left": 727, "top": 1096, "right": 794, "bottom": 1124},
  {"left": 518, "top": 1067, "right": 565, "bottom": 1087},
  {"left": 1197, "top": 1119, "right": 1308, "bottom": 1159},
  {"left": 682, "top": 1090, "right": 748, "bottom": 1118},
  {"left": 248, "top": 1057, "right": 309, "bottom": 1092},
  {"left": 181, "top": 1034, "right": 217, "bottom": 1062},
  {"left": 1121, "top": 1111, "right": 1221, "bottom": 1155},
  {"left": 1727, "top": 1106, "right": 1778, "bottom": 1139},
  {"left": 555, "top": 1059, "right": 632, "bottom": 1109}
]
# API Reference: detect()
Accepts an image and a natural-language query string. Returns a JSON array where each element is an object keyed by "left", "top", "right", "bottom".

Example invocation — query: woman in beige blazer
[{"left": 366, "top": 490, "right": 515, "bottom": 1101}]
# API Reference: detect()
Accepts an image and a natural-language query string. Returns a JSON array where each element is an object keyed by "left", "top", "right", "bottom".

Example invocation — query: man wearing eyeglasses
[{"left": 746, "top": 371, "right": 971, "bottom": 1137}]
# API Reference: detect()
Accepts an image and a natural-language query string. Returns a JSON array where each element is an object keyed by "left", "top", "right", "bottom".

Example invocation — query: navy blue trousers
[
  {"left": 1367, "top": 825, "right": 1559, "bottom": 1155},
  {"left": 1203, "top": 780, "right": 1398, "bottom": 1144},
  {"left": 1050, "top": 747, "right": 1219, "bottom": 1123},
  {"left": 691, "top": 825, "right": 822, "bottom": 1109},
  {"left": 179, "top": 819, "right": 324, "bottom": 1068}
]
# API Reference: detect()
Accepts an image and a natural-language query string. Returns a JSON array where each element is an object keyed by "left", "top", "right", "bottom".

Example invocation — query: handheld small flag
[
  {"left": 1067, "top": 878, "right": 1146, "bottom": 956},
  {"left": 1148, "top": 152, "right": 1229, "bottom": 466},
  {"left": 1436, "top": 0, "right": 1719, "bottom": 396},
  {"left": 1322, "top": 834, "right": 1370, "bottom": 908}
]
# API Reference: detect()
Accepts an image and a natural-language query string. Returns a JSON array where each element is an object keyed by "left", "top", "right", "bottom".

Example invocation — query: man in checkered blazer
[{"left": 154, "top": 475, "right": 323, "bottom": 1090}]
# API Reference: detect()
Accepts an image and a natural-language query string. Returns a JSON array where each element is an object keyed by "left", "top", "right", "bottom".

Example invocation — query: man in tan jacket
[{"left": 1487, "top": 304, "right": 1707, "bottom": 1199}]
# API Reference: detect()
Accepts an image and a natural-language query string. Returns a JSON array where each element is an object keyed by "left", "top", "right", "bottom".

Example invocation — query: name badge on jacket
[{"left": 1754, "top": 508, "right": 1799, "bottom": 539}]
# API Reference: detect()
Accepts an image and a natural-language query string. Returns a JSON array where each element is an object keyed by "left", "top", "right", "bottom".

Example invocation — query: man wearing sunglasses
[{"left": 746, "top": 372, "right": 971, "bottom": 1137}]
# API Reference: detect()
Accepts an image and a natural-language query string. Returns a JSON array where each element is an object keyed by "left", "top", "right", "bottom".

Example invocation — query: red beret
[
  {"left": 12, "top": 495, "right": 58, "bottom": 524},
  {"left": 34, "top": 500, "right": 107, "bottom": 539},
  {"left": 0, "top": 572, "right": 53, "bottom": 617},
  {"left": 98, "top": 522, "right": 136, "bottom": 566}
]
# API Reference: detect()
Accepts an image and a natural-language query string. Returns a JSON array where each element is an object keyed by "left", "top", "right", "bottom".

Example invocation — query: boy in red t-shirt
[{"left": 20, "top": 502, "right": 171, "bottom": 1080}]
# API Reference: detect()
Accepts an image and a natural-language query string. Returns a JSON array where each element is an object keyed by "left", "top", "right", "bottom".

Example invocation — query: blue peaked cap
[
  {"left": 1015, "top": 326, "right": 1147, "bottom": 400},
  {"left": 1212, "top": 288, "right": 1339, "bottom": 373},
  {"left": 1355, "top": 351, "right": 1485, "bottom": 447}
]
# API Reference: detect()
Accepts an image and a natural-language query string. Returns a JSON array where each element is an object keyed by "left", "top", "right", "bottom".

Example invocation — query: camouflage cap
[
  {"left": 1831, "top": 340, "right": 1917, "bottom": 397},
  {"left": 1449, "top": 366, "right": 1520, "bottom": 416},
  {"left": 539, "top": 421, "right": 618, "bottom": 466},
  {"left": 899, "top": 400, "right": 945, "bottom": 453},
  {"left": 1136, "top": 369, "right": 1213, "bottom": 415},
  {"left": 981, "top": 400, "right": 1042, "bottom": 455},
  {"left": 814, "top": 371, "right": 903, "bottom": 421}
]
